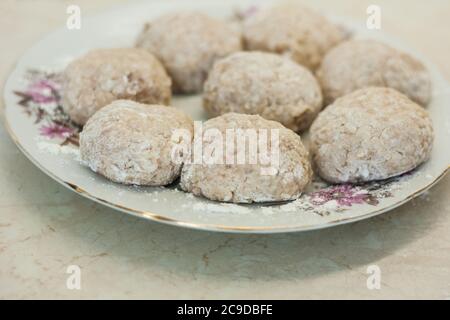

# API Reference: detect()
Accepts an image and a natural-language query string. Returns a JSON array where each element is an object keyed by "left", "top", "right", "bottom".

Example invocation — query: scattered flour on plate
[
  {"left": 185, "top": 202, "right": 252, "bottom": 214},
  {"left": 179, "top": 193, "right": 338, "bottom": 216},
  {"left": 276, "top": 197, "right": 339, "bottom": 215},
  {"left": 36, "top": 140, "right": 80, "bottom": 158}
]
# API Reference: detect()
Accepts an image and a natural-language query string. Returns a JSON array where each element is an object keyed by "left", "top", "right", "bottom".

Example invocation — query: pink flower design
[
  {"left": 309, "top": 184, "right": 370, "bottom": 207},
  {"left": 242, "top": 5, "right": 258, "bottom": 18},
  {"left": 26, "top": 79, "right": 60, "bottom": 103},
  {"left": 14, "top": 70, "right": 79, "bottom": 146},
  {"left": 236, "top": 5, "right": 259, "bottom": 20},
  {"left": 39, "top": 124, "right": 73, "bottom": 139}
]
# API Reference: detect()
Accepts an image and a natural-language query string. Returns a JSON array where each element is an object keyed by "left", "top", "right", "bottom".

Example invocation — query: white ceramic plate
[{"left": 3, "top": 0, "right": 450, "bottom": 233}]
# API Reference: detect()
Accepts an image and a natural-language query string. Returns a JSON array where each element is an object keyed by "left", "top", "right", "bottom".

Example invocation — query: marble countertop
[{"left": 1, "top": 0, "right": 449, "bottom": 299}]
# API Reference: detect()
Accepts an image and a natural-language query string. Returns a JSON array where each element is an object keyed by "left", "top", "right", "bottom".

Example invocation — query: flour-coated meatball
[
  {"left": 180, "top": 113, "right": 312, "bottom": 203},
  {"left": 317, "top": 40, "right": 431, "bottom": 106},
  {"left": 80, "top": 100, "right": 193, "bottom": 186},
  {"left": 136, "top": 12, "right": 242, "bottom": 93},
  {"left": 243, "top": 3, "right": 346, "bottom": 70},
  {"left": 62, "top": 48, "right": 171, "bottom": 125},
  {"left": 204, "top": 51, "right": 323, "bottom": 132},
  {"left": 310, "top": 87, "right": 433, "bottom": 183}
]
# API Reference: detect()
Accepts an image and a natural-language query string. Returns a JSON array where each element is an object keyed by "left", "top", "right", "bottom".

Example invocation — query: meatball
[
  {"left": 180, "top": 113, "right": 312, "bottom": 203},
  {"left": 317, "top": 40, "right": 431, "bottom": 106},
  {"left": 310, "top": 87, "right": 434, "bottom": 183},
  {"left": 80, "top": 100, "right": 193, "bottom": 186},
  {"left": 62, "top": 48, "right": 171, "bottom": 125},
  {"left": 136, "top": 11, "right": 242, "bottom": 93},
  {"left": 242, "top": 3, "right": 345, "bottom": 70},
  {"left": 203, "top": 51, "right": 323, "bottom": 132}
]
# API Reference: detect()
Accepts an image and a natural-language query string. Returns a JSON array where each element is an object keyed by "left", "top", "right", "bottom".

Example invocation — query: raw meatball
[
  {"left": 317, "top": 40, "right": 431, "bottom": 106},
  {"left": 62, "top": 48, "right": 171, "bottom": 125},
  {"left": 310, "top": 87, "right": 434, "bottom": 183},
  {"left": 242, "top": 3, "right": 346, "bottom": 70},
  {"left": 80, "top": 100, "right": 193, "bottom": 186},
  {"left": 180, "top": 113, "right": 312, "bottom": 203},
  {"left": 136, "top": 12, "right": 242, "bottom": 93},
  {"left": 203, "top": 51, "right": 323, "bottom": 133}
]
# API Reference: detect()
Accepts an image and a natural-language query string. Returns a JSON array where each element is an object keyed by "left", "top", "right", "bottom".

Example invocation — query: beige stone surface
[{"left": 0, "top": 0, "right": 449, "bottom": 299}]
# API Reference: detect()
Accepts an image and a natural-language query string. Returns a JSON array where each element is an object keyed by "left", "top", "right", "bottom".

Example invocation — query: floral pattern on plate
[{"left": 14, "top": 69, "right": 80, "bottom": 146}]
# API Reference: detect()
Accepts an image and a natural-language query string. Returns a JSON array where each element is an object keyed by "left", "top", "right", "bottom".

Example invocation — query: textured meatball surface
[
  {"left": 136, "top": 11, "right": 242, "bottom": 93},
  {"left": 80, "top": 100, "right": 193, "bottom": 186},
  {"left": 180, "top": 113, "right": 312, "bottom": 203},
  {"left": 310, "top": 87, "right": 434, "bottom": 183},
  {"left": 203, "top": 52, "right": 323, "bottom": 132},
  {"left": 62, "top": 48, "right": 171, "bottom": 125},
  {"left": 243, "top": 3, "right": 345, "bottom": 70},
  {"left": 317, "top": 40, "right": 431, "bottom": 106}
]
